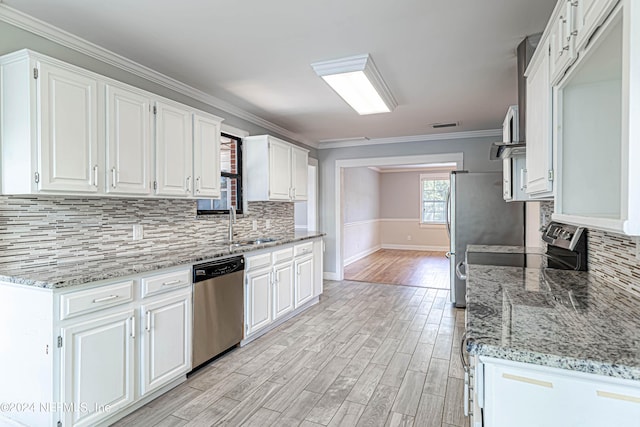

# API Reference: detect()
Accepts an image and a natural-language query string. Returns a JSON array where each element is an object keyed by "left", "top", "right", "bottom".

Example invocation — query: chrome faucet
[{"left": 228, "top": 205, "right": 236, "bottom": 243}]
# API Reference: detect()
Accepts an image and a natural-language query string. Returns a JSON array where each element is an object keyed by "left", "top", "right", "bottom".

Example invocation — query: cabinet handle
[
  {"left": 502, "top": 373, "right": 553, "bottom": 388},
  {"left": 93, "top": 295, "right": 119, "bottom": 303},
  {"left": 93, "top": 165, "right": 99, "bottom": 187},
  {"left": 186, "top": 176, "right": 192, "bottom": 193},
  {"left": 292, "top": 188, "right": 296, "bottom": 199},
  {"left": 145, "top": 311, "right": 151, "bottom": 332},
  {"left": 162, "top": 280, "right": 182, "bottom": 287},
  {"left": 130, "top": 316, "right": 136, "bottom": 339},
  {"left": 596, "top": 390, "right": 640, "bottom": 404},
  {"left": 520, "top": 169, "right": 526, "bottom": 191},
  {"left": 111, "top": 167, "right": 117, "bottom": 188},
  {"left": 196, "top": 177, "right": 201, "bottom": 193}
]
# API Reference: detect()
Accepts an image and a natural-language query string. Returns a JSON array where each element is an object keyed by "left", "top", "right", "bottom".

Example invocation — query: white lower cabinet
[
  {"left": 61, "top": 308, "right": 135, "bottom": 427},
  {"left": 273, "top": 261, "right": 294, "bottom": 320},
  {"left": 139, "top": 289, "right": 191, "bottom": 396},
  {"left": 295, "top": 255, "right": 314, "bottom": 307},
  {"left": 243, "top": 238, "right": 323, "bottom": 340},
  {"left": 245, "top": 267, "right": 272, "bottom": 336},
  {"left": 0, "top": 267, "right": 192, "bottom": 427},
  {"left": 481, "top": 357, "right": 640, "bottom": 427}
]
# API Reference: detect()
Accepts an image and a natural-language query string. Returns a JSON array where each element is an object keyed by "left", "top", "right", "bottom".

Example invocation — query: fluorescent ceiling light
[{"left": 311, "top": 54, "right": 397, "bottom": 115}]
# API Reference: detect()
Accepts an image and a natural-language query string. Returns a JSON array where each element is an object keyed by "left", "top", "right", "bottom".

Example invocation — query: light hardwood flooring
[
  {"left": 344, "top": 250, "right": 450, "bottom": 289},
  {"left": 114, "top": 280, "right": 467, "bottom": 427}
]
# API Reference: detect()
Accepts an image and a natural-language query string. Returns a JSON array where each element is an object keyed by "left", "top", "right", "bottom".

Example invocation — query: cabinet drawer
[
  {"left": 141, "top": 269, "right": 191, "bottom": 298},
  {"left": 272, "top": 247, "right": 294, "bottom": 264},
  {"left": 60, "top": 280, "right": 134, "bottom": 320},
  {"left": 246, "top": 253, "right": 272, "bottom": 271},
  {"left": 294, "top": 242, "right": 313, "bottom": 257}
]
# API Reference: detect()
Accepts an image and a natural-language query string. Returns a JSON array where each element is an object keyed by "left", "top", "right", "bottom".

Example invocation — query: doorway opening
[{"left": 335, "top": 153, "right": 463, "bottom": 287}]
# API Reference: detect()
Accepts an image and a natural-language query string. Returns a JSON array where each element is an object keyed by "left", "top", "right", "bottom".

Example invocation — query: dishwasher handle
[{"left": 193, "top": 256, "right": 245, "bottom": 283}]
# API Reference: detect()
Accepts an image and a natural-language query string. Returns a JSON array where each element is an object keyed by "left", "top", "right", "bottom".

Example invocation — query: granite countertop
[
  {"left": 466, "top": 262, "right": 640, "bottom": 381},
  {"left": 0, "top": 231, "right": 325, "bottom": 290}
]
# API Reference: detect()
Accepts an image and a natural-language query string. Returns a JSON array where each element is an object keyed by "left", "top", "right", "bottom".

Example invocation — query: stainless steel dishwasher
[{"left": 192, "top": 255, "right": 244, "bottom": 369}]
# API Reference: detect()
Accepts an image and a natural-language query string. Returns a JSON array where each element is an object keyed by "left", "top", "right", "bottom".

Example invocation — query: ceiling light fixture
[{"left": 311, "top": 54, "right": 397, "bottom": 115}]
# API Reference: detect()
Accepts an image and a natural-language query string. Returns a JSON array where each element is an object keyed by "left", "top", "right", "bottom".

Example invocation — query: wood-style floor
[
  {"left": 344, "top": 250, "right": 450, "bottom": 289},
  {"left": 114, "top": 280, "right": 467, "bottom": 427}
]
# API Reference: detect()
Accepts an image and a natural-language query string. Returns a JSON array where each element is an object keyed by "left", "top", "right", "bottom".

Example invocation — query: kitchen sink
[{"left": 229, "top": 237, "right": 280, "bottom": 247}]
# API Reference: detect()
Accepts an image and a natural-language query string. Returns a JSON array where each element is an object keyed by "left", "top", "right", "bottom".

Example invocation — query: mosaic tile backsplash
[
  {"left": 539, "top": 201, "right": 640, "bottom": 297},
  {"left": 0, "top": 197, "right": 294, "bottom": 270}
]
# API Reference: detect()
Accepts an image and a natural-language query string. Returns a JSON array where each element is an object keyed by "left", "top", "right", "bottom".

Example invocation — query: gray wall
[
  {"left": 0, "top": 21, "right": 317, "bottom": 157},
  {"left": 318, "top": 136, "right": 501, "bottom": 274},
  {"left": 343, "top": 167, "right": 380, "bottom": 223}
]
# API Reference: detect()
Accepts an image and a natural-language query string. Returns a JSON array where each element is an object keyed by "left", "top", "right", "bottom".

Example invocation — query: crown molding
[
  {"left": 317, "top": 129, "right": 502, "bottom": 150},
  {"left": 0, "top": 4, "right": 317, "bottom": 149}
]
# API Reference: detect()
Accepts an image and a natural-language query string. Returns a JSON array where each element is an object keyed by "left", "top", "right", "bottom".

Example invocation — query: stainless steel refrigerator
[{"left": 447, "top": 171, "right": 525, "bottom": 307}]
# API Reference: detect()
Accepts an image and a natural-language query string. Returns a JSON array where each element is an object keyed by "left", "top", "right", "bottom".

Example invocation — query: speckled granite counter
[
  {"left": 466, "top": 262, "right": 640, "bottom": 381},
  {"left": 466, "top": 244, "right": 544, "bottom": 255},
  {"left": 0, "top": 231, "right": 324, "bottom": 289}
]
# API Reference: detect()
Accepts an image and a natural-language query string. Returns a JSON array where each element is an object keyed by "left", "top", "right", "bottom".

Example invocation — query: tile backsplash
[
  {"left": 539, "top": 201, "right": 640, "bottom": 297},
  {"left": 0, "top": 196, "right": 293, "bottom": 270}
]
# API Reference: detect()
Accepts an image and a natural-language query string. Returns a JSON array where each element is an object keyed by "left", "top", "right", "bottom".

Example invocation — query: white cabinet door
[
  {"left": 60, "top": 309, "right": 135, "bottom": 427},
  {"left": 268, "top": 138, "right": 292, "bottom": 200},
  {"left": 37, "top": 60, "right": 99, "bottom": 193},
  {"left": 484, "top": 362, "right": 568, "bottom": 427},
  {"left": 140, "top": 291, "right": 191, "bottom": 396},
  {"left": 291, "top": 146, "right": 308, "bottom": 201},
  {"left": 193, "top": 112, "right": 222, "bottom": 198},
  {"left": 525, "top": 38, "right": 554, "bottom": 197},
  {"left": 246, "top": 268, "right": 272, "bottom": 336},
  {"left": 550, "top": 1, "right": 577, "bottom": 84},
  {"left": 154, "top": 101, "right": 193, "bottom": 197},
  {"left": 574, "top": 0, "right": 619, "bottom": 51},
  {"left": 105, "top": 84, "right": 152, "bottom": 195},
  {"left": 295, "top": 255, "right": 314, "bottom": 307},
  {"left": 273, "top": 262, "right": 294, "bottom": 320}
]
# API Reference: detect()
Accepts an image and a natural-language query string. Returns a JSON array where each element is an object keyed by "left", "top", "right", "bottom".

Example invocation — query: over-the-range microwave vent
[{"left": 490, "top": 141, "right": 526, "bottom": 160}]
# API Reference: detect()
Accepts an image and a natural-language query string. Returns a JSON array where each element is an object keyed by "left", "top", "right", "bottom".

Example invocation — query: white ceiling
[{"left": 1, "top": 0, "right": 557, "bottom": 147}]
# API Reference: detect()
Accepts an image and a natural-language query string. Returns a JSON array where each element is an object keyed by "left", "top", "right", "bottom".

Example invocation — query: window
[
  {"left": 420, "top": 174, "right": 450, "bottom": 224},
  {"left": 197, "top": 133, "right": 243, "bottom": 215}
]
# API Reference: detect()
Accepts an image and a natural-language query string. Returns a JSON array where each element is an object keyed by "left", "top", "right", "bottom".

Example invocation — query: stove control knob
[{"left": 561, "top": 230, "right": 572, "bottom": 240}]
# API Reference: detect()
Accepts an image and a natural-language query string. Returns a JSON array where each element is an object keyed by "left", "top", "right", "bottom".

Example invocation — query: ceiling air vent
[{"left": 431, "top": 122, "right": 459, "bottom": 129}]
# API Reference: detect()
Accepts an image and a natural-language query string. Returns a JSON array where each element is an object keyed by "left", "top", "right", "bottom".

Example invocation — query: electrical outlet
[
  {"left": 266, "top": 219, "right": 271, "bottom": 229},
  {"left": 636, "top": 237, "right": 640, "bottom": 260},
  {"left": 133, "top": 224, "right": 144, "bottom": 241},
  {"left": 407, "top": 235, "right": 412, "bottom": 241},
  {"left": 252, "top": 220, "right": 258, "bottom": 231}
]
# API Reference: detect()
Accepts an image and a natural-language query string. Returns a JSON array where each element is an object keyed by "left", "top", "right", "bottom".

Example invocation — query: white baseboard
[
  {"left": 343, "top": 245, "right": 381, "bottom": 266},
  {"left": 323, "top": 272, "right": 341, "bottom": 281},
  {"left": 381, "top": 244, "right": 448, "bottom": 252}
]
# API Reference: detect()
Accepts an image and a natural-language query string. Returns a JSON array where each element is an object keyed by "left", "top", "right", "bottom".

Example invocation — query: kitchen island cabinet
[{"left": 464, "top": 256, "right": 640, "bottom": 427}]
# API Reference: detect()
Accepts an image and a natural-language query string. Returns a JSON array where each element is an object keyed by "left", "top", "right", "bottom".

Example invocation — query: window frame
[
  {"left": 419, "top": 173, "right": 450, "bottom": 225},
  {"left": 196, "top": 132, "right": 244, "bottom": 216}
]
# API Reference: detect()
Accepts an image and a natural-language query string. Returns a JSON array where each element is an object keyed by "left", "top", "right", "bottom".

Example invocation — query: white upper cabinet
[
  {"left": 193, "top": 112, "right": 223, "bottom": 198},
  {"left": 525, "top": 36, "right": 554, "bottom": 198},
  {"left": 0, "top": 49, "right": 223, "bottom": 199},
  {"left": 38, "top": 61, "right": 100, "bottom": 194},
  {"left": 154, "top": 101, "right": 194, "bottom": 197},
  {"left": 553, "top": 1, "right": 640, "bottom": 235},
  {"left": 292, "top": 146, "right": 309, "bottom": 201},
  {"left": 105, "top": 84, "right": 152, "bottom": 195},
  {"left": 268, "top": 137, "right": 293, "bottom": 200},
  {"left": 574, "top": 0, "right": 620, "bottom": 51},
  {"left": 0, "top": 51, "right": 101, "bottom": 195},
  {"left": 549, "top": 0, "right": 578, "bottom": 84},
  {"left": 244, "top": 135, "right": 309, "bottom": 202}
]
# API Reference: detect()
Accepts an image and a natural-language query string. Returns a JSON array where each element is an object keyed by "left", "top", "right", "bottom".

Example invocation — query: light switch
[
  {"left": 252, "top": 220, "right": 258, "bottom": 231},
  {"left": 266, "top": 219, "right": 271, "bottom": 229}
]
